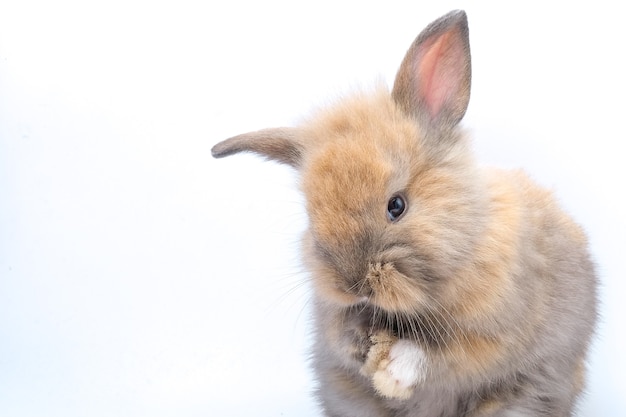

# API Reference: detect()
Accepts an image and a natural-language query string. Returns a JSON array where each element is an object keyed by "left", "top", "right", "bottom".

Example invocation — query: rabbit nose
[{"left": 344, "top": 261, "right": 396, "bottom": 298}]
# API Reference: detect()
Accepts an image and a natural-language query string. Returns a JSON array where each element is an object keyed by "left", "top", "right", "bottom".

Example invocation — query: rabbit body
[
  {"left": 302, "top": 90, "right": 596, "bottom": 417},
  {"left": 212, "top": 10, "right": 597, "bottom": 417}
]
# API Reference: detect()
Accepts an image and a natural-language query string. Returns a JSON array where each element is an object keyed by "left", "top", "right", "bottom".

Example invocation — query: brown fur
[{"left": 212, "top": 10, "right": 597, "bottom": 417}]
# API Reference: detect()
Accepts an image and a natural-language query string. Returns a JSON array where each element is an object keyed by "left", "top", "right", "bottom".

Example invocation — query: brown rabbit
[{"left": 211, "top": 10, "right": 597, "bottom": 417}]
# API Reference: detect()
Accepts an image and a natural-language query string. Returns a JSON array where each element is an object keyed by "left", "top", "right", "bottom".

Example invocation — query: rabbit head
[{"left": 212, "top": 10, "right": 487, "bottom": 314}]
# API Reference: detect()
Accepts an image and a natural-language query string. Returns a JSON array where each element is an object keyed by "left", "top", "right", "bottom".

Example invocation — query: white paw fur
[{"left": 372, "top": 339, "right": 427, "bottom": 400}]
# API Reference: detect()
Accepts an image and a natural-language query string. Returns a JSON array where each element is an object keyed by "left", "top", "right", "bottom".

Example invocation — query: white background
[{"left": 1, "top": 1, "right": 624, "bottom": 416}]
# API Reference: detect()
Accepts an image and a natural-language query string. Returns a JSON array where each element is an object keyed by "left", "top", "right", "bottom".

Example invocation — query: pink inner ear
[{"left": 416, "top": 30, "right": 462, "bottom": 119}]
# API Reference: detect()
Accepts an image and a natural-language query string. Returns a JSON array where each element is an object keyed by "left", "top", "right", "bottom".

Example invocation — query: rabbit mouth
[
  {"left": 317, "top": 257, "right": 436, "bottom": 312},
  {"left": 346, "top": 302, "right": 448, "bottom": 348},
  {"left": 309, "top": 235, "right": 437, "bottom": 311}
]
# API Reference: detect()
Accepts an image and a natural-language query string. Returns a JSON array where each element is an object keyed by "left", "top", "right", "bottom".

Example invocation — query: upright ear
[
  {"left": 392, "top": 10, "right": 471, "bottom": 132},
  {"left": 211, "top": 127, "right": 303, "bottom": 167}
]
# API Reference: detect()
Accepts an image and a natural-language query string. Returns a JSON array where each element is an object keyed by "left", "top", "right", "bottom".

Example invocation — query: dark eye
[{"left": 387, "top": 194, "right": 407, "bottom": 222}]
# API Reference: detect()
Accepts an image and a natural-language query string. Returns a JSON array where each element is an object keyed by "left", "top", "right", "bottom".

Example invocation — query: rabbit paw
[{"left": 362, "top": 333, "right": 427, "bottom": 400}]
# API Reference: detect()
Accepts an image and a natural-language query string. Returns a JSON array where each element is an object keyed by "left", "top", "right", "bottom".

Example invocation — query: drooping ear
[
  {"left": 211, "top": 127, "right": 303, "bottom": 167},
  {"left": 392, "top": 10, "right": 471, "bottom": 132}
]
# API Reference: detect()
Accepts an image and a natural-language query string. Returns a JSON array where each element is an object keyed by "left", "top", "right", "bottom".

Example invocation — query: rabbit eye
[{"left": 387, "top": 194, "right": 407, "bottom": 222}]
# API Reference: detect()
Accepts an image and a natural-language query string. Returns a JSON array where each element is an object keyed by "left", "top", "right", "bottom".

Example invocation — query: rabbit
[{"left": 211, "top": 10, "right": 598, "bottom": 417}]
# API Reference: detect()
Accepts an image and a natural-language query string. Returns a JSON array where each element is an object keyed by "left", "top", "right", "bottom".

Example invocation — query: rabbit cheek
[{"left": 310, "top": 261, "right": 369, "bottom": 307}]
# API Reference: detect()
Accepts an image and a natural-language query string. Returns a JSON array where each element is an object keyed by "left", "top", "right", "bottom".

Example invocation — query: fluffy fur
[{"left": 212, "top": 10, "right": 597, "bottom": 417}]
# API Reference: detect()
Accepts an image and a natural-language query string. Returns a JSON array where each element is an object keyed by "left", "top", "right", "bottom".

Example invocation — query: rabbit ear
[
  {"left": 211, "top": 127, "right": 303, "bottom": 167},
  {"left": 392, "top": 10, "right": 471, "bottom": 132}
]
